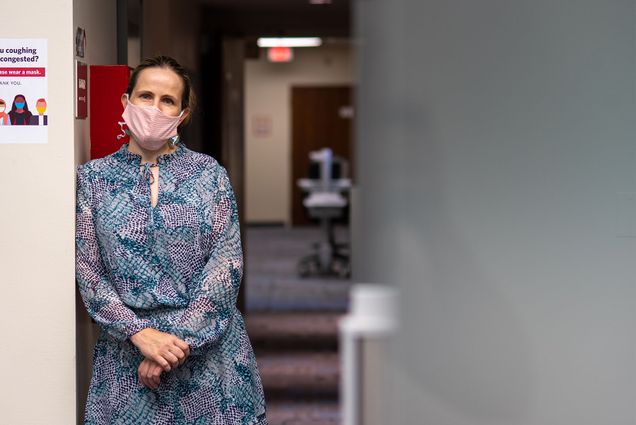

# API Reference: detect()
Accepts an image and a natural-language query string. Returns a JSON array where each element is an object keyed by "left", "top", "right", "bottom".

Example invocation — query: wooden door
[{"left": 291, "top": 86, "right": 354, "bottom": 226}]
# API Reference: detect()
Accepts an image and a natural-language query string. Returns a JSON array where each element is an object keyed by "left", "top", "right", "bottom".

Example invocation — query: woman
[
  {"left": 8, "top": 94, "right": 33, "bottom": 125},
  {"left": 76, "top": 56, "right": 267, "bottom": 424},
  {"left": 0, "top": 99, "right": 10, "bottom": 125}
]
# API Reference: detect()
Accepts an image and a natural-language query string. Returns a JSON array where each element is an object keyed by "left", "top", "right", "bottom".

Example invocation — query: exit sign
[{"left": 268, "top": 47, "right": 293, "bottom": 62}]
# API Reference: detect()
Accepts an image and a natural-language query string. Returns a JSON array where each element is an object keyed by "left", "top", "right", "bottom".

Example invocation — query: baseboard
[{"left": 246, "top": 221, "right": 286, "bottom": 228}]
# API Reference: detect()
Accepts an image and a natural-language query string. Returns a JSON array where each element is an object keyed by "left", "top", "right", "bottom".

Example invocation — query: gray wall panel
[{"left": 353, "top": 1, "right": 636, "bottom": 423}]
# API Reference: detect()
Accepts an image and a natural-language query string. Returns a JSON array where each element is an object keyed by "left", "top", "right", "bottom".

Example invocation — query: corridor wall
[
  {"left": 352, "top": 1, "right": 636, "bottom": 424},
  {"left": 73, "top": 1, "right": 118, "bottom": 422},
  {"left": 0, "top": 0, "right": 76, "bottom": 423}
]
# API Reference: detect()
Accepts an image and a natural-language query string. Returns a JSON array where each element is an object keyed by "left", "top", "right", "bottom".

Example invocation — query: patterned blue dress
[{"left": 76, "top": 143, "right": 267, "bottom": 424}]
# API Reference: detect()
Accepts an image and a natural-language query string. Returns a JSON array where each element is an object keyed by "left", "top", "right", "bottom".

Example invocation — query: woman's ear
[{"left": 120, "top": 93, "right": 129, "bottom": 110}]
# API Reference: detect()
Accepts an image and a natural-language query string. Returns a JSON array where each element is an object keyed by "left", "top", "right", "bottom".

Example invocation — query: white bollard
[{"left": 339, "top": 284, "right": 398, "bottom": 425}]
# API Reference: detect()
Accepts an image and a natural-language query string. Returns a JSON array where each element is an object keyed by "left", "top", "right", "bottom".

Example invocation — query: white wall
[
  {"left": 73, "top": 0, "right": 118, "bottom": 422},
  {"left": 353, "top": 1, "right": 636, "bottom": 424},
  {"left": 244, "top": 42, "right": 352, "bottom": 224},
  {"left": 0, "top": 1, "right": 76, "bottom": 423}
]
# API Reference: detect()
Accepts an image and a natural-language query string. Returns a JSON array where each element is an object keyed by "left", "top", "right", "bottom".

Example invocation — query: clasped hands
[{"left": 130, "top": 328, "right": 190, "bottom": 390}]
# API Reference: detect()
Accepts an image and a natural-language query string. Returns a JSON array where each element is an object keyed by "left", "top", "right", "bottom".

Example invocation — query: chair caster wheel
[
  {"left": 298, "top": 258, "right": 318, "bottom": 278},
  {"left": 332, "top": 258, "right": 351, "bottom": 278}
]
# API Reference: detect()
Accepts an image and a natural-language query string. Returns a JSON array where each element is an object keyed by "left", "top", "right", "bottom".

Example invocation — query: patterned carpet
[
  {"left": 245, "top": 225, "right": 352, "bottom": 312},
  {"left": 244, "top": 226, "right": 352, "bottom": 425}
]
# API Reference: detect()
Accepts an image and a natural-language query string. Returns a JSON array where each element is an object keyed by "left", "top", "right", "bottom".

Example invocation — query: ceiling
[
  {"left": 199, "top": 0, "right": 351, "bottom": 37},
  {"left": 199, "top": 0, "right": 348, "bottom": 12}
]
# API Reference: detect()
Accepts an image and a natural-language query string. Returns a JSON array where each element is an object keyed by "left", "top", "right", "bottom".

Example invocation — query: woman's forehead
[{"left": 134, "top": 67, "right": 183, "bottom": 96}]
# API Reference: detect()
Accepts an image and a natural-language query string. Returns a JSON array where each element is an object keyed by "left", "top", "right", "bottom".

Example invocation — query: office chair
[{"left": 296, "top": 148, "right": 351, "bottom": 278}]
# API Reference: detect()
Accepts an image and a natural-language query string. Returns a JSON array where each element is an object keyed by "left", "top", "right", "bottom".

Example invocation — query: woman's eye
[{"left": 162, "top": 98, "right": 175, "bottom": 105}]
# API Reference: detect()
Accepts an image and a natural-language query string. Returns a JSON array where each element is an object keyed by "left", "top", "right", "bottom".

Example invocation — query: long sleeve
[
  {"left": 75, "top": 166, "right": 151, "bottom": 341},
  {"left": 170, "top": 167, "right": 243, "bottom": 353}
]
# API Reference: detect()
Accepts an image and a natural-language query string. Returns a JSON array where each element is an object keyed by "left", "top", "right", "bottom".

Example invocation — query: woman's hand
[
  {"left": 138, "top": 358, "right": 164, "bottom": 390},
  {"left": 130, "top": 328, "right": 190, "bottom": 372}
]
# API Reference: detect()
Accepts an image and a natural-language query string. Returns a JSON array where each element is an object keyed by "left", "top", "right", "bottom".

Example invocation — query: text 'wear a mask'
[{"left": 121, "top": 95, "right": 184, "bottom": 151}]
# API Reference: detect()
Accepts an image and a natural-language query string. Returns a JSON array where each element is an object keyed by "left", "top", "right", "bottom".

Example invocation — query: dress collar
[{"left": 114, "top": 142, "right": 186, "bottom": 166}]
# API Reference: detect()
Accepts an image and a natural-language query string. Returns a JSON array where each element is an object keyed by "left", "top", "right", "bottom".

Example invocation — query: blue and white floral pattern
[{"left": 76, "top": 143, "right": 267, "bottom": 424}]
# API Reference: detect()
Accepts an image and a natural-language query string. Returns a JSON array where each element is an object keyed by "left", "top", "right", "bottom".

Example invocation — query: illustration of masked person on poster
[
  {"left": 9, "top": 94, "right": 33, "bottom": 125},
  {"left": 0, "top": 99, "right": 10, "bottom": 125},
  {"left": 30, "top": 98, "right": 48, "bottom": 125}
]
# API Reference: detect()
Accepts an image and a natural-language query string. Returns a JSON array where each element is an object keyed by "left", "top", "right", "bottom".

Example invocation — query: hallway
[{"left": 244, "top": 225, "right": 352, "bottom": 425}]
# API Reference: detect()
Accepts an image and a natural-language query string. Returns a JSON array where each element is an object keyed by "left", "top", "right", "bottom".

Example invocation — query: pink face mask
[{"left": 121, "top": 95, "right": 184, "bottom": 151}]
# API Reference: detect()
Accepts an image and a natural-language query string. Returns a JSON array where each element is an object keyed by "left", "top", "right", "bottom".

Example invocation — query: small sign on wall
[
  {"left": 252, "top": 114, "right": 272, "bottom": 138},
  {"left": 0, "top": 38, "right": 48, "bottom": 144},
  {"left": 76, "top": 61, "right": 88, "bottom": 119}
]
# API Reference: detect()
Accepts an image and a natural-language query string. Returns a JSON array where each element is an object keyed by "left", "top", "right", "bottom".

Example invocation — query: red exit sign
[{"left": 268, "top": 47, "right": 293, "bottom": 63}]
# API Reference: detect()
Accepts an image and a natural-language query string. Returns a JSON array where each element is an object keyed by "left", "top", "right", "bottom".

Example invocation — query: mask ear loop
[
  {"left": 118, "top": 93, "right": 131, "bottom": 141},
  {"left": 168, "top": 109, "right": 185, "bottom": 147},
  {"left": 117, "top": 120, "right": 131, "bottom": 140},
  {"left": 168, "top": 135, "right": 180, "bottom": 148}
]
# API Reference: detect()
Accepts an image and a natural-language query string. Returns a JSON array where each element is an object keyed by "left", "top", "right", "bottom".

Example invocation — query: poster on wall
[{"left": 0, "top": 38, "right": 48, "bottom": 144}]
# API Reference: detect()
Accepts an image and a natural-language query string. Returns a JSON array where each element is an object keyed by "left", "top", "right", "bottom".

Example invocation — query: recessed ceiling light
[
  {"left": 257, "top": 37, "right": 323, "bottom": 48},
  {"left": 309, "top": 0, "right": 332, "bottom": 4}
]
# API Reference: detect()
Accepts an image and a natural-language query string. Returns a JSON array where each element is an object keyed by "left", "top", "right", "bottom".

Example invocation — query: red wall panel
[{"left": 89, "top": 65, "right": 130, "bottom": 159}]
